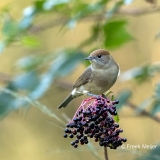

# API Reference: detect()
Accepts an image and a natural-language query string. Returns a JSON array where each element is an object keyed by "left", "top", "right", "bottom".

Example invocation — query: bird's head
[{"left": 85, "top": 49, "right": 113, "bottom": 69}]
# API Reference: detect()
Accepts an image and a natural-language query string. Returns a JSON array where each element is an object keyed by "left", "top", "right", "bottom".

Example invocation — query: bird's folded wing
[{"left": 73, "top": 66, "right": 92, "bottom": 88}]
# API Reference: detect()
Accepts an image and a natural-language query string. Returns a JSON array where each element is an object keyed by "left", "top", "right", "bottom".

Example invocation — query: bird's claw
[{"left": 94, "top": 95, "right": 101, "bottom": 100}]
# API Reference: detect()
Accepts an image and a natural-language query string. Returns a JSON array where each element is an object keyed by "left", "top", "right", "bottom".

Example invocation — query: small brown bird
[{"left": 58, "top": 49, "right": 120, "bottom": 109}]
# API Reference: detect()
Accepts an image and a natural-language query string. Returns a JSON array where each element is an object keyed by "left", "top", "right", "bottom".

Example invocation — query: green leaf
[
  {"left": 124, "top": 0, "right": 134, "bottom": 5},
  {"left": 134, "top": 65, "right": 151, "bottom": 83},
  {"left": 0, "top": 41, "right": 6, "bottom": 53},
  {"left": 23, "top": 6, "right": 36, "bottom": 17},
  {"left": 67, "top": 19, "right": 77, "bottom": 29},
  {"left": 21, "top": 36, "right": 40, "bottom": 47},
  {"left": 19, "top": 16, "right": 34, "bottom": 30},
  {"left": 34, "top": 0, "right": 46, "bottom": 11},
  {"left": 0, "top": 83, "right": 18, "bottom": 117},
  {"left": 151, "top": 101, "right": 160, "bottom": 115},
  {"left": 12, "top": 71, "right": 40, "bottom": 91},
  {"left": 0, "top": 93, "right": 15, "bottom": 117},
  {"left": 103, "top": 20, "right": 133, "bottom": 49},
  {"left": 116, "top": 89, "right": 132, "bottom": 111},
  {"left": 106, "top": 1, "right": 123, "bottom": 19},
  {"left": 16, "top": 55, "right": 44, "bottom": 71},
  {"left": 43, "top": 0, "right": 70, "bottom": 10},
  {"left": 72, "top": 2, "right": 91, "bottom": 20},
  {"left": 0, "top": 4, "right": 10, "bottom": 14},
  {"left": 105, "top": 91, "right": 114, "bottom": 100},
  {"left": 111, "top": 95, "right": 115, "bottom": 101},
  {"left": 136, "top": 98, "right": 153, "bottom": 114},
  {"left": 154, "top": 83, "right": 160, "bottom": 100},
  {"left": 120, "top": 65, "right": 151, "bottom": 82},
  {"left": 50, "top": 50, "right": 86, "bottom": 77},
  {"left": 2, "top": 19, "right": 19, "bottom": 37},
  {"left": 114, "top": 114, "right": 119, "bottom": 123},
  {"left": 29, "top": 50, "right": 86, "bottom": 99},
  {"left": 135, "top": 144, "right": 160, "bottom": 160},
  {"left": 78, "top": 24, "right": 102, "bottom": 48},
  {"left": 72, "top": 1, "right": 108, "bottom": 20}
]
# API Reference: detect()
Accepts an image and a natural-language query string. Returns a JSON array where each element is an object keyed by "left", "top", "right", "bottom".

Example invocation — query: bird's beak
[{"left": 84, "top": 56, "right": 94, "bottom": 61}]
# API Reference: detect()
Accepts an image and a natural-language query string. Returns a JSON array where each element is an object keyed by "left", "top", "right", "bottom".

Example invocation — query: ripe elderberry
[{"left": 63, "top": 96, "right": 127, "bottom": 149}]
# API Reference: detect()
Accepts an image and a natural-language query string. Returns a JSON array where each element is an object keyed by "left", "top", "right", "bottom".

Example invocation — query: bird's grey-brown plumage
[
  {"left": 58, "top": 49, "right": 119, "bottom": 109},
  {"left": 58, "top": 67, "right": 92, "bottom": 109},
  {"left": 73, "top": 67, "right": 92, "bottom": 88}
]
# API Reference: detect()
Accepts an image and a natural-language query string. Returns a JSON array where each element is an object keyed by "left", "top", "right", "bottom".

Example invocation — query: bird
[{"left": 58, "top": 49, "right": 120, "bottom": 109}]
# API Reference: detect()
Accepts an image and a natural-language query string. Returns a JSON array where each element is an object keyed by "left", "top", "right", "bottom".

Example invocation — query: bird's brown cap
[{"left": 90, "top": 49, "right": 110, "bottom": 56}]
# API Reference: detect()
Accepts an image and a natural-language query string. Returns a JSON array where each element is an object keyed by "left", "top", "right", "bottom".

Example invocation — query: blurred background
[{"left": 0, "top": 0, "right": 160, "bottom": 160}]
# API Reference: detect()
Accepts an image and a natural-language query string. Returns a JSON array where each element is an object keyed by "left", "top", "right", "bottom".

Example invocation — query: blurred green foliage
[
  {"left": 135, "top": 144, "right": 160, "bottom": 160},
  {"left": 0, "top": 0, "right": 160, "bottom": 159}
]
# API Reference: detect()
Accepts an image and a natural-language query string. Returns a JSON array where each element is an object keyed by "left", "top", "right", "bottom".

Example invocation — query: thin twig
[
  {"left": 117, "top": 6, "right": 160, "bottom": 16},
  {"left": 126, "top": 101, "right": 160, "bottom": 123},
  {"left": 29, "top": 6, "right": 160, "bottom": 34},
  {"left": 0, "top": 72, "right": 11, "bottom": 83},
  {"left": 0, "top": 87, "right": 65, "bottom": 125},
  {"left": 104, "top": 147, "right": 108, "bottom": 160}
]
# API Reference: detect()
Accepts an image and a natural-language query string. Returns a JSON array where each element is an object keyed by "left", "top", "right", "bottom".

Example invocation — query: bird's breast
[
  {"left": 76, "top": 64, "right": 119, "bottom": 95},
  {"left": 89, "top": 66, "right": 119, "bottom": 94}
]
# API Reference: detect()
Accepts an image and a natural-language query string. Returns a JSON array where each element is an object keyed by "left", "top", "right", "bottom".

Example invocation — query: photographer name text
[{"left": 121, "top": 144, "right": 157, "bottom": 150}]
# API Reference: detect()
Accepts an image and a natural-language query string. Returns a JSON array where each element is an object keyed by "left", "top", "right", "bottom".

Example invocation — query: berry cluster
[{"left": 63, "top": 96, "right": 127, "bottom": 149}]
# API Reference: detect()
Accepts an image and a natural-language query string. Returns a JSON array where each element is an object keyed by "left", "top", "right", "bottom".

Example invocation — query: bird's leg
[{"left": 83, "top": 90, "right": 100, "bottom": 99}]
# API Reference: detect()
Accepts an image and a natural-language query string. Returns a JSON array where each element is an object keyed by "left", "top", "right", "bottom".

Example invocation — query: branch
[
  {"left": 29, "top": 17, "right": 67, "bottom": 34},
  {"left": 126, "top": 101, "right": 160, "bottom": 123},
  {"left": 0, "top": 72, "right": 11, "bottom": 83},
  {"left": 104, "top": 147, "right": 109, "bottom": 160},
  {"left": 117, "top": 6, "right": 160, "bottom": 16},
  {"left": 0, "top": 87, "right": 65, "bottom": 125},
  {"left": 29, "top": 6, "right": 160, "bottom": 34}
]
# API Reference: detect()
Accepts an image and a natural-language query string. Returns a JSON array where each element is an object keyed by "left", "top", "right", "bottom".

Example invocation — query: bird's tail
[{"left": 58, "top": 93, "right": 74, "bottom": 109}]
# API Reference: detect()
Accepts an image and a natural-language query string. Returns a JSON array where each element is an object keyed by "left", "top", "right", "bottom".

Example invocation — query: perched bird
[{"left": 58, "top": 49, "right": 120, "bottom": 109}]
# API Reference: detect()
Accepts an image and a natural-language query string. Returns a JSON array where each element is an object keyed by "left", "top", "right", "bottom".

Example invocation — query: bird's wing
[{"left": 73, "top": 66, "right": 92, "bottom": 88}]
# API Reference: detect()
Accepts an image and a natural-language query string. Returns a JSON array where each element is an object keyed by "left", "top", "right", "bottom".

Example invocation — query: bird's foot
[{"left": 83, "top": 91, "right": 100, "bottom": 99}]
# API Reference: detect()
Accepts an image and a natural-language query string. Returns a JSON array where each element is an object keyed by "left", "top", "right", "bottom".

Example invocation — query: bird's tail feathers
[{"left": 58, "top": 94, "right": 74, "bottom": 109}]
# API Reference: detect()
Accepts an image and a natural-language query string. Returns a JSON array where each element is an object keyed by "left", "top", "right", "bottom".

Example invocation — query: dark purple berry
[
  {"left": 99, "top": 141, "right": 104, "bottom": 146},
  {"left": 122, "top": 138, "right": 127, "bottom": 142},
  {"left": 71, "top": 141, "right": 75, "bottom": 146},
  {"left": 115, "top": 100, "right": 119, "bottom": 104},
  {"left": 74, "top": 144, "right": 78, "bottom": 148},
  {"left": 80, "top": 138, "right": 84, "bottom": 142},
  {"left": 64, "top": 128, "right": 69, "bottom": 133},
  {"left": 115, "top": 124, "right": 119, "bottom": 128},
  {"left": 112, "top": 105, "right": 116, "bottom": 109},
  {"left": 63, "top": 96, "right": 124, "bottom": 149},
  {"left": 72, "top": 130, "right": 77, "bottom": 135},
  {"left": 75, "top": 139, "right": 79, "bottom": 143},
  {"left": 109, "top": 108, "right": 116, "bottom": 115},
  {"left": 63, "top": 134, "right": 67, "bottom": 138},
  {"left": 80, "top": 141, "right": 84, "bottom": 145},
  {"left": 69, "top": 134, "right": 74, "bottom": 138},
  {"left": 95, "top": 138, "right": 98, "bottom": 142}
]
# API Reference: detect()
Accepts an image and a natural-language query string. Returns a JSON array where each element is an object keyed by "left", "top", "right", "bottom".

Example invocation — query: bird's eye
[{"left": 97, "top": 55, "right": 102, "bottom": 58}]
